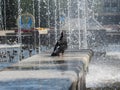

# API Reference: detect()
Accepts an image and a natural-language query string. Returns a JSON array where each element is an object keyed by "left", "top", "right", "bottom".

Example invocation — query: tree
[
  {"left": 20, "top": 0, "right": 33, "bottom": 14},
  {"left": 5, "top": 0, "right": 18, "bottom": 29},
  {"left": 0, "top": 0, "right": 2, "bottom": 29},
  {"left": 2, "top": 0, "right": 68, "bottom": 29}
]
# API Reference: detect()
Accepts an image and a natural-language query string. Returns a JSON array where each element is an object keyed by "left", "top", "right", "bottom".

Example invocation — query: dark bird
[{"left": 51, "top": 31, "right": 67, "bottom": 56}]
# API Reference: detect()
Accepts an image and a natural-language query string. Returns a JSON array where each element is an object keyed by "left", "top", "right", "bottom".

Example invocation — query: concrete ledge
[
  {"left": 0, "top": 44, "right": 21, "bottom": 49},
  {"left": 0, "top": 50, "right": 93, "bottom": 90},
  {"left": 18, "top": 51, "right": 92, "bottom": 72},
  {"left": 0, "top": 70, "right": 77, "bottom": 90}
]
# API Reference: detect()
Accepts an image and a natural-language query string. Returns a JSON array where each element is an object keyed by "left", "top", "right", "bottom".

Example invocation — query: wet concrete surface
[
  {"left": 1, "top": 46, "right": 120, "bottom": 89},
  {"left": 0, "top": 70, "right": 77, "bottom": 90},
  {"left": 86, "top": 53, "right": 120, "bottom": 89},
  {"left": 0, "top": 51, "right": 91, "bottom": 90}
]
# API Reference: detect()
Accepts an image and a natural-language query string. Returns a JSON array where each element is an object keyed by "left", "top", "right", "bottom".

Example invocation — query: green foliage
[
  {"left": 20, "top": 0, "right": 33, "bottom": 14},
  {"left": 2, "top": 0, "right": 68, "bottom": 29},
  {"left": 5, "top": 0, "right": 18, "bottom": 29}
]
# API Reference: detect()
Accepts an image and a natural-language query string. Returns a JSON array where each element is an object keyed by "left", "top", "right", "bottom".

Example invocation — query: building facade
[
  {"left": 95, "top": 0, "right": 120, "bottom": 25},
  {"left": 94, "top": 0, "right": 120, "bottom": 45}
]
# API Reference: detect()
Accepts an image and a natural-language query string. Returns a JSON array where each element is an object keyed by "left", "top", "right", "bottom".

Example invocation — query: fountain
[
  {"left": 0, "top": 0, "right": 93, "bottom": 89},
  {"left": 0, "top": 0, "right": 120, "bottom": 90}
]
